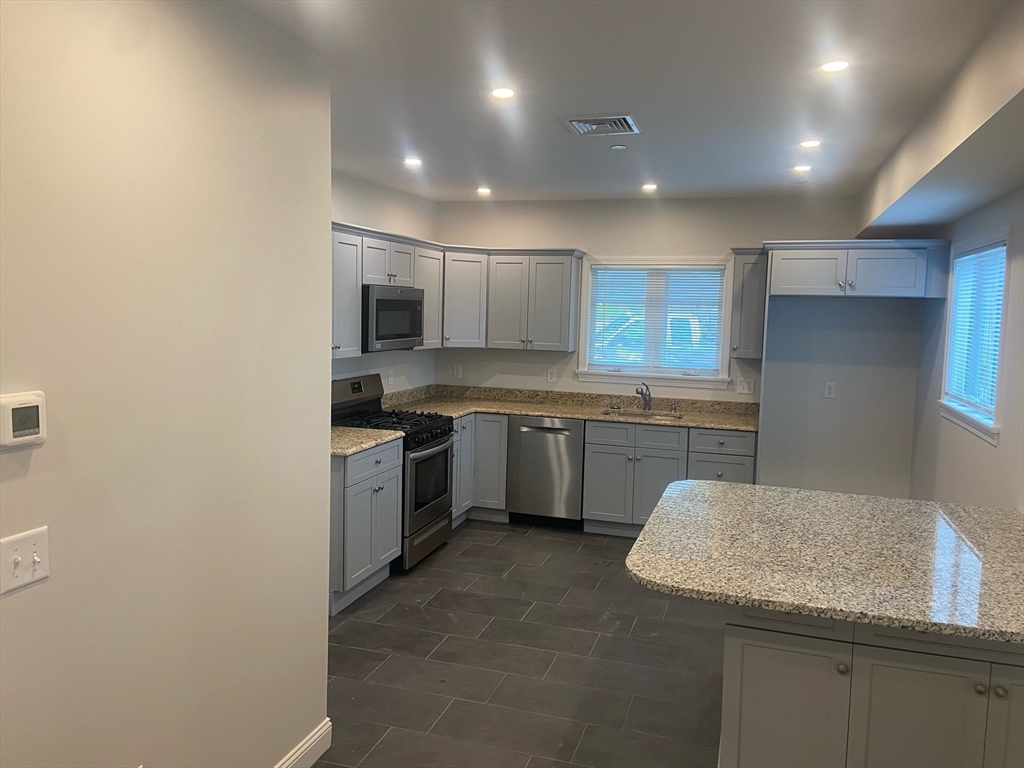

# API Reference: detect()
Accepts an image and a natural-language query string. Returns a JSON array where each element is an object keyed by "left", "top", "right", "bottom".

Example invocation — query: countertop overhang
[{"left": 626, "top": 481, "right": 1024, "bottom": 643}]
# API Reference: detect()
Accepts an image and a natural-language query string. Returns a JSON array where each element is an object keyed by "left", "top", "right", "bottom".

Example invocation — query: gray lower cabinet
[
  {"left": 632, "top": 448, "right": 687, "bottom": 524},
  {"left": 473, "top": 413, "right": 507, "bottom": 509},
  {"left": 582, "top": 444, "right": 635, "bottom": 523},
  {"left": 458, "top": 417, "right": 474, "bottom": 514},
  {"left": 721, "top": 626, "right": 853, "bottom": 768},
  {"left": 452, "top": 440, "right": 461, "bottom": 516},
  {"left": 343, "top": 465, "right": 402, "bottom": 591},
  {"left": 985, "top": 665, "right": 1024, "bottom": 768},
  {"left": 846, "top": 644, "right": 990, "bottom": 768},
  {"left": 688, "top": 452, "right": 755, "bottom": 484}
]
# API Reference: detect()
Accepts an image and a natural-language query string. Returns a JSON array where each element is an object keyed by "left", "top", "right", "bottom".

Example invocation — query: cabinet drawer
[
  {"left": 345, "top": 439, "right": 403, "bottom": 487},
  {"left": 729, "top": 605, "right": 855, "bottom": 642},
  {"left": 688, "top": 453, "right": 754, "bottom": 484},
  {"left": 853, "top": 623, "right": 1024, "bottom": 667},
  {"left": 689, "top": 428, "right": 756, "bottom": 456},
  {"left": 636, "top": 424, "right": 688, "bottom": 451},
  {"left": 586, "top": 420, "right": 636, "bottom": 447}
]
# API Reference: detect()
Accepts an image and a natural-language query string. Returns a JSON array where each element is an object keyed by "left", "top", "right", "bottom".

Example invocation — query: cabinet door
[
  {"left": 846, "top": 644, "right": 990, "bottom": 768},
  {"left": 985, "top": 665, "right": 1024, "bottom": 768},
  {"left": 688, "top": 453, "right": 755, "bottom": 484},
  {"left": 332, "top": 232, "right": 362, "bottom": 359},
  {"left": 487, "top": 254, "right": 529, "bottom": 349},
  {"left": 721, "top": 627, "right": 852, "bottom": 768},
  {"left": 731, "top": 252, "right": 767, "bottom": 358},
  {"left": 527, "top": 254, "right": 574, "bottom": 351},
  {"left": 459, "top": 416, "right": 475, "bottom": 514},
  {"left": 389, "top": 241, "right": 415, "bottom": 287},
  {"left": 632, "top": 448, "right": 687, "bottom": 524},
  {"left": 372, "top": 466, "right": 402, "bottom": 567},
  {"left": 473, "top": 413, "right": 507, "bottom": 509},
  {"left": 582, "top": 444, "right": 634, "bottom": 523},
  {"left": 846, "top": 249, "right": 927, "bottom": 297},
  {"left": 770, "top": 249, "right": 848, "bottom": 296},
  {"left": 329, "top": 456, "right": 345, "bottom": 593},
  {"left": 343, "top": 476, "right": 375, "bottom": 590},
  {"left": 414, "top": 247, "right": 444, "bottom": 349},
  {"left": 362, "top": 237, "right": 391, "bottom": 286},
  {"left": 443, "top": 252, "right": 488, "bottom": 347},
  {"left": 452, "top": 441, "right": 462, "bottom": 514}
]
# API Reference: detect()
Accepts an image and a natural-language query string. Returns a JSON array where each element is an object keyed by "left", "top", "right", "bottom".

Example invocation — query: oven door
[
  {"left": 404, "top": 435, "right": 453, "bottom": 536},
  {"left": 363, "top": 285, "right": 424, "bottom": 352}
]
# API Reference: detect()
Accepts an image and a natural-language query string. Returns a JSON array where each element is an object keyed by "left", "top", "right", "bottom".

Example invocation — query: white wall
[
  {"left": 0, "top": 3, "right": 331, "bottom": 766},
  {"left": 333, "top": 168, "right": 439, "bottom": 242},
  {"left": 332, "top": 350, "right": 436, "bottom": 393},
  {"left": 758, "top": 298, "right": 924, "bottom": 498},
  {"left": 435, "top": 195, "right": 859, "bottom": 399},
  {"left": 910, "top": 188, "right": 1024, "bottom": 510}
]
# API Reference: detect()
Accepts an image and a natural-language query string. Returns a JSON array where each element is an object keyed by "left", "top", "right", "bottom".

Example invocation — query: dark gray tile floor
[{"left": 317, "top": 520, "right": 727, "bottom": 768}]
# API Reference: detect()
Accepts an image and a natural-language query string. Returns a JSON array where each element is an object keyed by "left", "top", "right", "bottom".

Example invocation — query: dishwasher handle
[{"left": 518, "top": 425, "right": 574, "bottom": 437}]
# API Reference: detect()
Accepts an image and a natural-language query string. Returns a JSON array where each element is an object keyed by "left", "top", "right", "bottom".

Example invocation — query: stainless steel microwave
[{"left": 362, "top": 285, "right": 424, "bottom": 352}]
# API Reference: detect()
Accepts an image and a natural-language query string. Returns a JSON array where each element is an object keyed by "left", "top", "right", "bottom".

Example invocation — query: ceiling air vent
[{"left": 559, "top": 114, "right": 640, "bottom": 137}]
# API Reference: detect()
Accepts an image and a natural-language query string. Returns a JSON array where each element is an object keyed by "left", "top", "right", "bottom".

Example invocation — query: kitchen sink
[{"left": 600, "top": 409, "right": 684, "bottom": 419}]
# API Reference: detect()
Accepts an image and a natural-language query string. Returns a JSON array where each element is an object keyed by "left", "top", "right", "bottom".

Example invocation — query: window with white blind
[
  {"left": 941, "top": 241, "right": 1007, "bottom": 442},
  {"left": 578, "top": 258, "right": 732, "bottom": 387}
]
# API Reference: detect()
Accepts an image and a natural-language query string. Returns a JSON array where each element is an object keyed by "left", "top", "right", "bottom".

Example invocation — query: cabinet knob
[
  {"left": 445, "top": 335, "right": 451, "bottom": 340},
  {"left": 636, "top": 455, "right": 642, "bottom": 462},
  {"left": 838, "top": 280, "right": 845, "bottom": 287},
  {"left": 975, "top": 684, "right": 988, "bottom": 696},
  {"left": 848, "top": 280, "right": 854, "bottom": 288},
  {"left": 732, "top": 345, "right": 738, "bottom": 350},
  {"left": 374, "top": 458, "right": 381, "bottom": 464},
  {"left": 627, "top": 455, "right": 633, "bottom": 461},
  {"left": 718, "top": 439, "right": 725, "bottom": 445},
  {"left": 995, "top": 686, "right": 1008, "bottom": 698},
  {"left": 521, "top": 338, "right": 526, "bottom": 344},
  {"left": 716, "top": 472, "right": 723, "bottom": 478},
  {"left": 461, "top": 424, "right": 467, "bottom": 430},
  {"left": 528, "top": 338, "right": 533, "bottom": 343},
  {"left": 837, "top": 664, "right": 849, "bottom": 675},
  {"left": 332, "top": 344, "right": 341, "bottom": 350}
]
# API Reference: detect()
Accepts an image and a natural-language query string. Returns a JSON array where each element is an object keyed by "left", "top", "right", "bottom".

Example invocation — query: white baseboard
[
  {"left": 467, "top": 507, "right": 508, "bottom": 523},
  {"left": 275, "top": 717, "right": 331, "bottom": 768}
]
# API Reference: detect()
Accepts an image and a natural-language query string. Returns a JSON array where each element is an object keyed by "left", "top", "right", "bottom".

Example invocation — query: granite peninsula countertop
[
  {"left": 626, "top": 480, "right": 1024, "bottom": 643},
  {"left": 330, "top": 426, "right": 404, "bottom": 456}
]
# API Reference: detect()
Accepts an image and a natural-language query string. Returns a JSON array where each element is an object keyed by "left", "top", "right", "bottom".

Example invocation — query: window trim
[
  {"left": 576, "top": 254, "right": 734, "bottom": 389},
  {"left": 938, "top": 228, "right": 1009, "bottom": 446}
]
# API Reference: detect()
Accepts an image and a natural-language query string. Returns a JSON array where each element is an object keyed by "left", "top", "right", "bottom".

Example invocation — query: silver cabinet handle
[
  {"left": 848, "top": 280, "right": 854, "bottom": 288},
  {"left": 332, "top": 344, "right": 341, "bottom": 350},
  {"left": 374, "top": 458, "right": 381, "bottom": 464},
  {"left": 445, "top": 335, "right": 450, "bottom": 340},
  {"left": 520, "top": 338, "right": 526, "bottom": 343},
  {"left": 838, "top": 280, "right": 845, "bottom": 287},
  {"left": 717, "top": 471, "right": 723, "bottom": 478},
  {"left": 995, "top": 686, "right": 1008, "bottom": 698},
  {"left": 837, "top": 664, "right": 849, "bottom": 675},
  {"left": 718, "top": 439, "right": 725, "bottom": 445},
  {"left": 528, "top": 339, "right": 533, "bottom": 343},
  {"left": 975, "top": 684, "right": 988, "bottom": 696},
  {"left": 461, "top": 424, "right": 467, "bottom": 430},
  {"left": 732, "top": 345, "right": 738, "bottom": 350},
  {"left": 627, "top": 455, "right": 633, "bottom": 461},
  {"left": 636, "top": 455, "right": 642, "bottom": 462}
]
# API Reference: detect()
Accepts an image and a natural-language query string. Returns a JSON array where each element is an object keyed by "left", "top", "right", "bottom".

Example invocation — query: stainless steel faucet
[{"left": 636, "top": 382, "right": 652, "bottom": 411}]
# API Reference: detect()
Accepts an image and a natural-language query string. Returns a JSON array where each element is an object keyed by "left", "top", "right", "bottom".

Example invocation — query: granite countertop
[
  {"left": 625, "top": 480, "right": 1024, "bottom": 643},
  {"left": 399, "top": 397, "right": 759, "bottom": 432},
  {"left": 331, "top": 426, "right": 404, "bottom": 456}
]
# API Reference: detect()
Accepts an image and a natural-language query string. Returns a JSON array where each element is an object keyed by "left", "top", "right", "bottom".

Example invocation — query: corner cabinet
[
  {"left": 487, "top": 251, "right": 581, "bottom": 352},
  {"left": 414, "top": 246, "right": 444, "bottom": 350},
  {"left": 443, "top": 252, "right": 488, "bottom": 347},
  {"left": 332, "top": 232, "right": 362, "bottom": 359}
]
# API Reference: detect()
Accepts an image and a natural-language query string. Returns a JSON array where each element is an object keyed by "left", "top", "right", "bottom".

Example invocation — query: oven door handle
[{"left": 407, "top": 435, "right": 454, "bottom": 462}]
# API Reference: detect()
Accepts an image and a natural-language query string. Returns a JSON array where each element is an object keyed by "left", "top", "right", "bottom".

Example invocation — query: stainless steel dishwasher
[{"left": 506, "top": 416, "right": 584, "bottom": 520}]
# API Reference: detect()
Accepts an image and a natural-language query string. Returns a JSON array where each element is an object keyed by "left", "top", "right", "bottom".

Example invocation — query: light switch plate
[
  {"left": 547, "top": 368, "right": 557, "bottom": 383},
  {"left": 0, "top": 526, "right": 49, "bottom": 595},
  {"left": 824, "top": 382, "right": 836, "bottom": 399},
  {"left": 736, "top": 378, "right": 754, "bottom": 394},
  {"left": 453, "top": 364, "right": 463, "bottom": 379}
]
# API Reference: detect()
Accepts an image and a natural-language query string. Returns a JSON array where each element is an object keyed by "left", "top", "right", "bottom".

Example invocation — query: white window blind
[
  {"left": 587, "top": 265, "right": 726, "bottom": 377},
  {"left": 944, "top": 244, "right": 1006, "bottom": 426}
]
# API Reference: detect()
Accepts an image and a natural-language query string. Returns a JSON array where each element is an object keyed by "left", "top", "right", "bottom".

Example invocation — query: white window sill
[
  {"left": 938, "top": 399, "right": 1000, "bottom": 446},
  {"left": 576, "top": 369, "right": 731, "bottom": 389}
]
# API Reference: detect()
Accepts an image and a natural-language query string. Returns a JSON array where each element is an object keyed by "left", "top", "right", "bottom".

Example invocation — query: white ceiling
[{"left": 243, "top": 0, "right": 1012, "bottom": 201}]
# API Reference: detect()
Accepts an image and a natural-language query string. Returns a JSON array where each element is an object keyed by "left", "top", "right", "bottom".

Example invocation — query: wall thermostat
[{"left": 0, "top": 391, "right": 46, "bottom": 450}]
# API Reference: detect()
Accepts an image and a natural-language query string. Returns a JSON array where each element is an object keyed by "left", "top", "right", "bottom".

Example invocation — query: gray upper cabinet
[
  {"left": 389, "top": 242, "right": 415, "bottom": 287},
  {"left": 730, "top": 250, "right": 767, "bottom": 358},
  {"left": 487, "top": 254, "right": 530, "bottom": 349},
  {"left": 985, "top": 664, "right": 1024, "bottom": 768},
  {"left": 527, "top": 254, "right": 579, "bottom": 352},
  {"left": 846, "top": 248, "right": 926, "bottom": 297},
  {"left": 443, "top": 252, "right": 488, "bottom": 347},
  {"left": 582, "top": 443, "right": 635, "bottom": 523},
  {"left": 332, "top": 232, "right": 362, "bottom": 359},
  {"left": 632, "top": 448, "right": 687, "bottom": 524},
  {"left": 721, "top": 627, "right": 853, "bottom": 768},
  {"left": 770, "top": 249, "right": 849, "bottom": 296},
  {"left": 361, "top": 237, "right": 391, "bottom": 286},
  {"left": 846, "top": 644, "right": 990, "bottom": 768},
  {"left": 414, "top": 246, "right": 444, "bottom": 350},
  {"left": 473, "top": 413, "right": 507, "bottom": 509}
]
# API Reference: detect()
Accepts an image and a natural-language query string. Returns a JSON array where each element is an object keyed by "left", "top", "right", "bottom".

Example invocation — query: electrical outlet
[
  {"left": 0, "top": 526, "right": 49, "bottom": 595},
  {"left": 736, "top": 377, "right": 754, "bottom": 395},
  {"left": 387, "top": 369, "right": 393, "bottom": 385},
  {"left": 824, "top": 382, "right": 836, "bottom": 399},
  {"left": 547, "top": 368, "right": 557, "bottom": 384},
  {"left": 453, "top": 364, "right": 463, "bottom": 379}
]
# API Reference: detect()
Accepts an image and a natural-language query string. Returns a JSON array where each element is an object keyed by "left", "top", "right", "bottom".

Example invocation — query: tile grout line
[
  {"left": 568, "top": 722, "right": 588, "bottom": 766},
  {"left": 425, "top": 697, "right": 457, "bottom": 735},
  {"left": 540, "top": 651, "right": 559, "bottom": 681},
  {"left": 475, "top": 615, "right": 496, "bottom": 638},
  {"left": 485, "top": 672, "right": 508, "bottom": 704},
  {"left": 354, "top": 725, "right": 392, "bottom": 768}
]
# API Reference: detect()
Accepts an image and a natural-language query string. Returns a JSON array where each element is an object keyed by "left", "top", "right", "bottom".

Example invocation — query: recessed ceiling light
[
  {"left": 404, "top": 157, "right": 422, "bottom": 168},
  {"left": 477, "top": 187, "right": 492, "bottom": 196},
  {"left": 820, "top": 60, "right": 849, "bottom": 72},
  {"left": 793, "top": 165, "right": 812, "bottom": 172},
  {"left": 610, "top": 144, "right": 628, "bottom": 150},
  {"left": 799, "top": 140, "right": 821, "bottom": 148},
  {"left": 641, "top": 183, "right": 658, "bottom": 192},
  {"left": 491, "top": 88, "right": 515, "bottom": 99}
]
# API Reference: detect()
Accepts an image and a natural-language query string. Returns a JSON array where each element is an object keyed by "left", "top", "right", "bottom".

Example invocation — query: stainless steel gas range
[{"left": 331, "top": 374, "right": 453, "bottom": 569}]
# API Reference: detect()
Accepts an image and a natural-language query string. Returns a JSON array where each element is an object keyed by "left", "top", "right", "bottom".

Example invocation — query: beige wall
[
  {"left": 333, "top": 168, "right": 439, "bottom": 242},
  {"left": 434, "top": 195, "right": 859, "bottom": 399},
  {"left": 0, "top": 2, "right": 332, "bottom": 766},
  {"left": 910, "top": 188, "right": 1024, "bottom": 510}
]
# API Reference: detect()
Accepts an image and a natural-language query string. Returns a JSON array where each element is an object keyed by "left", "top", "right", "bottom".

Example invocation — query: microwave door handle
[{"left": 407, "top": 435, "right": 454, "bottom": 462}]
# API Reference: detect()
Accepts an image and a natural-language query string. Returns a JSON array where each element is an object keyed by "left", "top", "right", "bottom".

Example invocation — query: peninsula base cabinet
[
  {"left": 452, "top": 415, "right": 475, "bottom": 519},
  {"left": 473, "top": 413, "right": 507, "bottom": 509},
  {"left": 720, "top": 620, "right": 1024, "bottom": 768}
]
